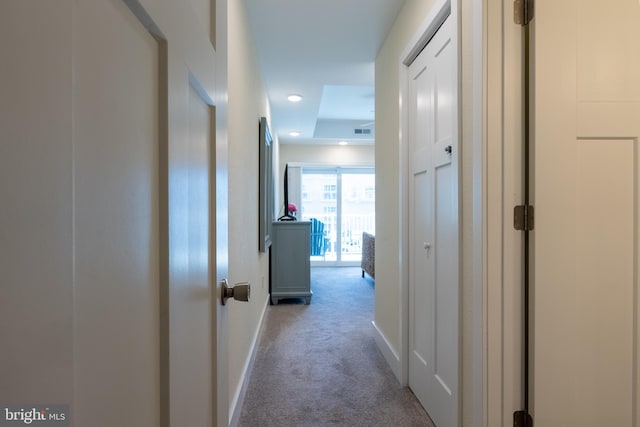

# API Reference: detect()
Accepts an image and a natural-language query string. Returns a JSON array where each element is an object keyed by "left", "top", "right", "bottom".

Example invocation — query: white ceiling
[{"left": 244, "top": 0, "right": 406, "bottom": 145}]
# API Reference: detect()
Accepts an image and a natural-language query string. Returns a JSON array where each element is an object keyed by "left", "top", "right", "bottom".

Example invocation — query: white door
[
  {"left": 0, "top": 1, "right": 228, "bottom": 426},
  {"left": 532, "top": 0, "right": 640, "bottom": 425},
  {"left": 1, "top": 0, "right": 161, "bottom": 424},
  {"left": 167, "top": 83, "right": 218, "bottom": 425},
  {"left": 73, "top": 1, "right": 160, "bottom": 423},
  {"left": 213, "top": 106, "right": 230, "bottom": 427},
  {"left": 408, "top": 15, "right": 459, "bottom": 427}
]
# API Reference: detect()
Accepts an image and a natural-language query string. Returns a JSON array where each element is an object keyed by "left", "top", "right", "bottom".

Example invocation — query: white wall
[
  {"left": 227, "top": 0, "right": 272, "bottom": 421},
  {"left": 279, "top": 143, "right": 374, "bottom": 175},
  {"left": 279, "top": 143, "right": 374, "bottom": 168}
]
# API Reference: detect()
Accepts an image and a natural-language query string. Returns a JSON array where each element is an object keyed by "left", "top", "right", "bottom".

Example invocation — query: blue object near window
[{"left": 309, "top": 218, "right": 328, "bottom": 257}]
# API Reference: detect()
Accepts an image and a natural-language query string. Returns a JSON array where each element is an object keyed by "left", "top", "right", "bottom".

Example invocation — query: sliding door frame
[{"left": 297, "top": 164, "right": 375, "bottom": 267}]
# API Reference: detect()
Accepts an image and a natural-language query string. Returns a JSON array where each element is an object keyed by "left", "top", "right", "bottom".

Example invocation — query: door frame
[
  {"left": 299, "top": 165, "right": 376, "bottom": 267},
  {"left": 484, "top": 0, "right": 524, "bottom": 425},
  {"left": 398, "top": 0, "right": 460, "bottom": 412},
  {"left": 405, "top": 12, "right": 460, "bottom": 425},
  {"left": 398, "top": 0, "right": 514, "bottom": 425}
]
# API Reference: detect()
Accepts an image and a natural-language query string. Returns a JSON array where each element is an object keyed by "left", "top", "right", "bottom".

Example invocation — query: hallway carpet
[{"left": 237, "top": 267, "right": 434, "bottom": 427}]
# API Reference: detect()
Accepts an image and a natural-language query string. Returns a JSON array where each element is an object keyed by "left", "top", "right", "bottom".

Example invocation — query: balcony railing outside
[{"left": 302, "top": 213, "right": 375, "bottom": 262}]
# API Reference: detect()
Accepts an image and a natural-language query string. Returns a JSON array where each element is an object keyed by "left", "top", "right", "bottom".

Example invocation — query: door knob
[{"left": 221, "top": 279, "right": 251, "bottom": 305}]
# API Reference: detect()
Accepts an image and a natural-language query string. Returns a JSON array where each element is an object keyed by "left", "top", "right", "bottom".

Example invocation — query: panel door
[
  {"left": 0, "top": 0, "right": 75, "bottom": 406},
  {"left": 0, "top": 1, "right": 229, "bottom": 426},
  {"left": 167, "top": 83, "right": 218, "bottom": 426},
  {"left": 408, "top": 15, "right": 459, "bottom": 427},
  {"left": 532, "top": 1, "right": 640, "bottom": 425},
  {"left": 73, "top": 0, "right": 160, "bottom": 424},
  {"left": 0, "top": 0, "right": 162, "bottom": 424}
]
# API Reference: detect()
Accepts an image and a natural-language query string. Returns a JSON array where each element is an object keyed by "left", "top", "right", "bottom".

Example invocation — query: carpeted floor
[{"left": 237, "top": 267, "right": 434, "bottom": 427}]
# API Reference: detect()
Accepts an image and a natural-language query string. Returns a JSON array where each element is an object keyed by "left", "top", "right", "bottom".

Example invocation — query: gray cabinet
[{"left": 270, "top": 221, "right": 312, "bottom": 305}]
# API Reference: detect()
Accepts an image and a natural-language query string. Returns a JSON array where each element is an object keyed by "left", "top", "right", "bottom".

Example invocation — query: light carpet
[{"left": 237, "top": 267, "right": 434, "bottom": 427}]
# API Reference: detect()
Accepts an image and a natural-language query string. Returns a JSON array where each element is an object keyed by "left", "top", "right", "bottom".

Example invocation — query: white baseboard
[
  {"left": 228, "top": 295, "right": 270, "bottom": 427},
  {"left": 371, "top": 320, "right": 401, "bottom": 382}
]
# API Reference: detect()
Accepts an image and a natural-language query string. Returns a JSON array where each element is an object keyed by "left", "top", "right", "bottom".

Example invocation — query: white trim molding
[
  {"left": 371, "top": 321, "right": 401, "bottom": 380},
  {"left": 229, "top": 294, "right": 270, "bottom": 427},
  {"left": 485, "top": 0, "right": 524, "bottom": 425}
]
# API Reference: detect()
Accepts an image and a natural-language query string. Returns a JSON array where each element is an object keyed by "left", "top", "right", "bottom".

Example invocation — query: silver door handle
[{"left": 220, "top": 279, "right": 250, "bottom": 305}]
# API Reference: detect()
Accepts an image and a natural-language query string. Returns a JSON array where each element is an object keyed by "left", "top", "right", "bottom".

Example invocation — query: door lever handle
[{"left": 221, "top": 279, "right": 251, "bottom": 305}]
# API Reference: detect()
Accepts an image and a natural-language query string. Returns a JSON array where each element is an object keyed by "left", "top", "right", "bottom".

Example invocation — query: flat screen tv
[{"left": 278, "top": 163, "right": 296, "bottom": 221}]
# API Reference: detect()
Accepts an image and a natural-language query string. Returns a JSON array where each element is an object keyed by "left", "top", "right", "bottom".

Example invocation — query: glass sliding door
[
  {"left": 340, "top": 172, "right": 375, "bottom": 262},
  {"left": 300, "top": 170, "right": 338, "bottom": 262},
  {"left": 301, "top": 166, "right": 375, "bottom": 265}
]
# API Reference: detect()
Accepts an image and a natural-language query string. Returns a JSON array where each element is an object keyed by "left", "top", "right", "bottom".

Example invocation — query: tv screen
[{"left": 279, "top": 163, "right": 295, "bottom": 221}]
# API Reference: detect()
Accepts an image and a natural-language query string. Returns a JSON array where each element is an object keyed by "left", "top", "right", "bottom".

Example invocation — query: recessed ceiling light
[
  {"left": 287, "top": 94, "right": 303, "bottom": 102},
  {"left": 289, "top": 131, "right": 300, "bottom": 137},
  {"left": 338, "top": 141, "right": 348, "bottom": 146}
]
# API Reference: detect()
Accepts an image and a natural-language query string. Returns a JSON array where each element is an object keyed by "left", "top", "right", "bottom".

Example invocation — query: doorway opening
[{"left": 299, "top": 166, "right": 375, "bottom": 266}]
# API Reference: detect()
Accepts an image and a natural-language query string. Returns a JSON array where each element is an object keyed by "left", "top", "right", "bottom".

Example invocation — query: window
[
  {"left": 364, "top": 186, "right": 375, "bottom": 201},
  {"left": 301, "top": 167, "right": 375, "bottom": 264},
  {"left": 323, "top": 184, "right": 337, "bottom": 200}
]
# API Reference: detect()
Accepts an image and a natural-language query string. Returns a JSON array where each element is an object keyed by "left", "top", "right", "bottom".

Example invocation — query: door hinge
[
  {"left": 514, "top": 0, "right": 534, "bottom": 25},
  {"left": 513, "top": 410, "right": 533, "bottom": 427},
  {"left": 514, "top": 205, "right": 534, "bottom": 231}
]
